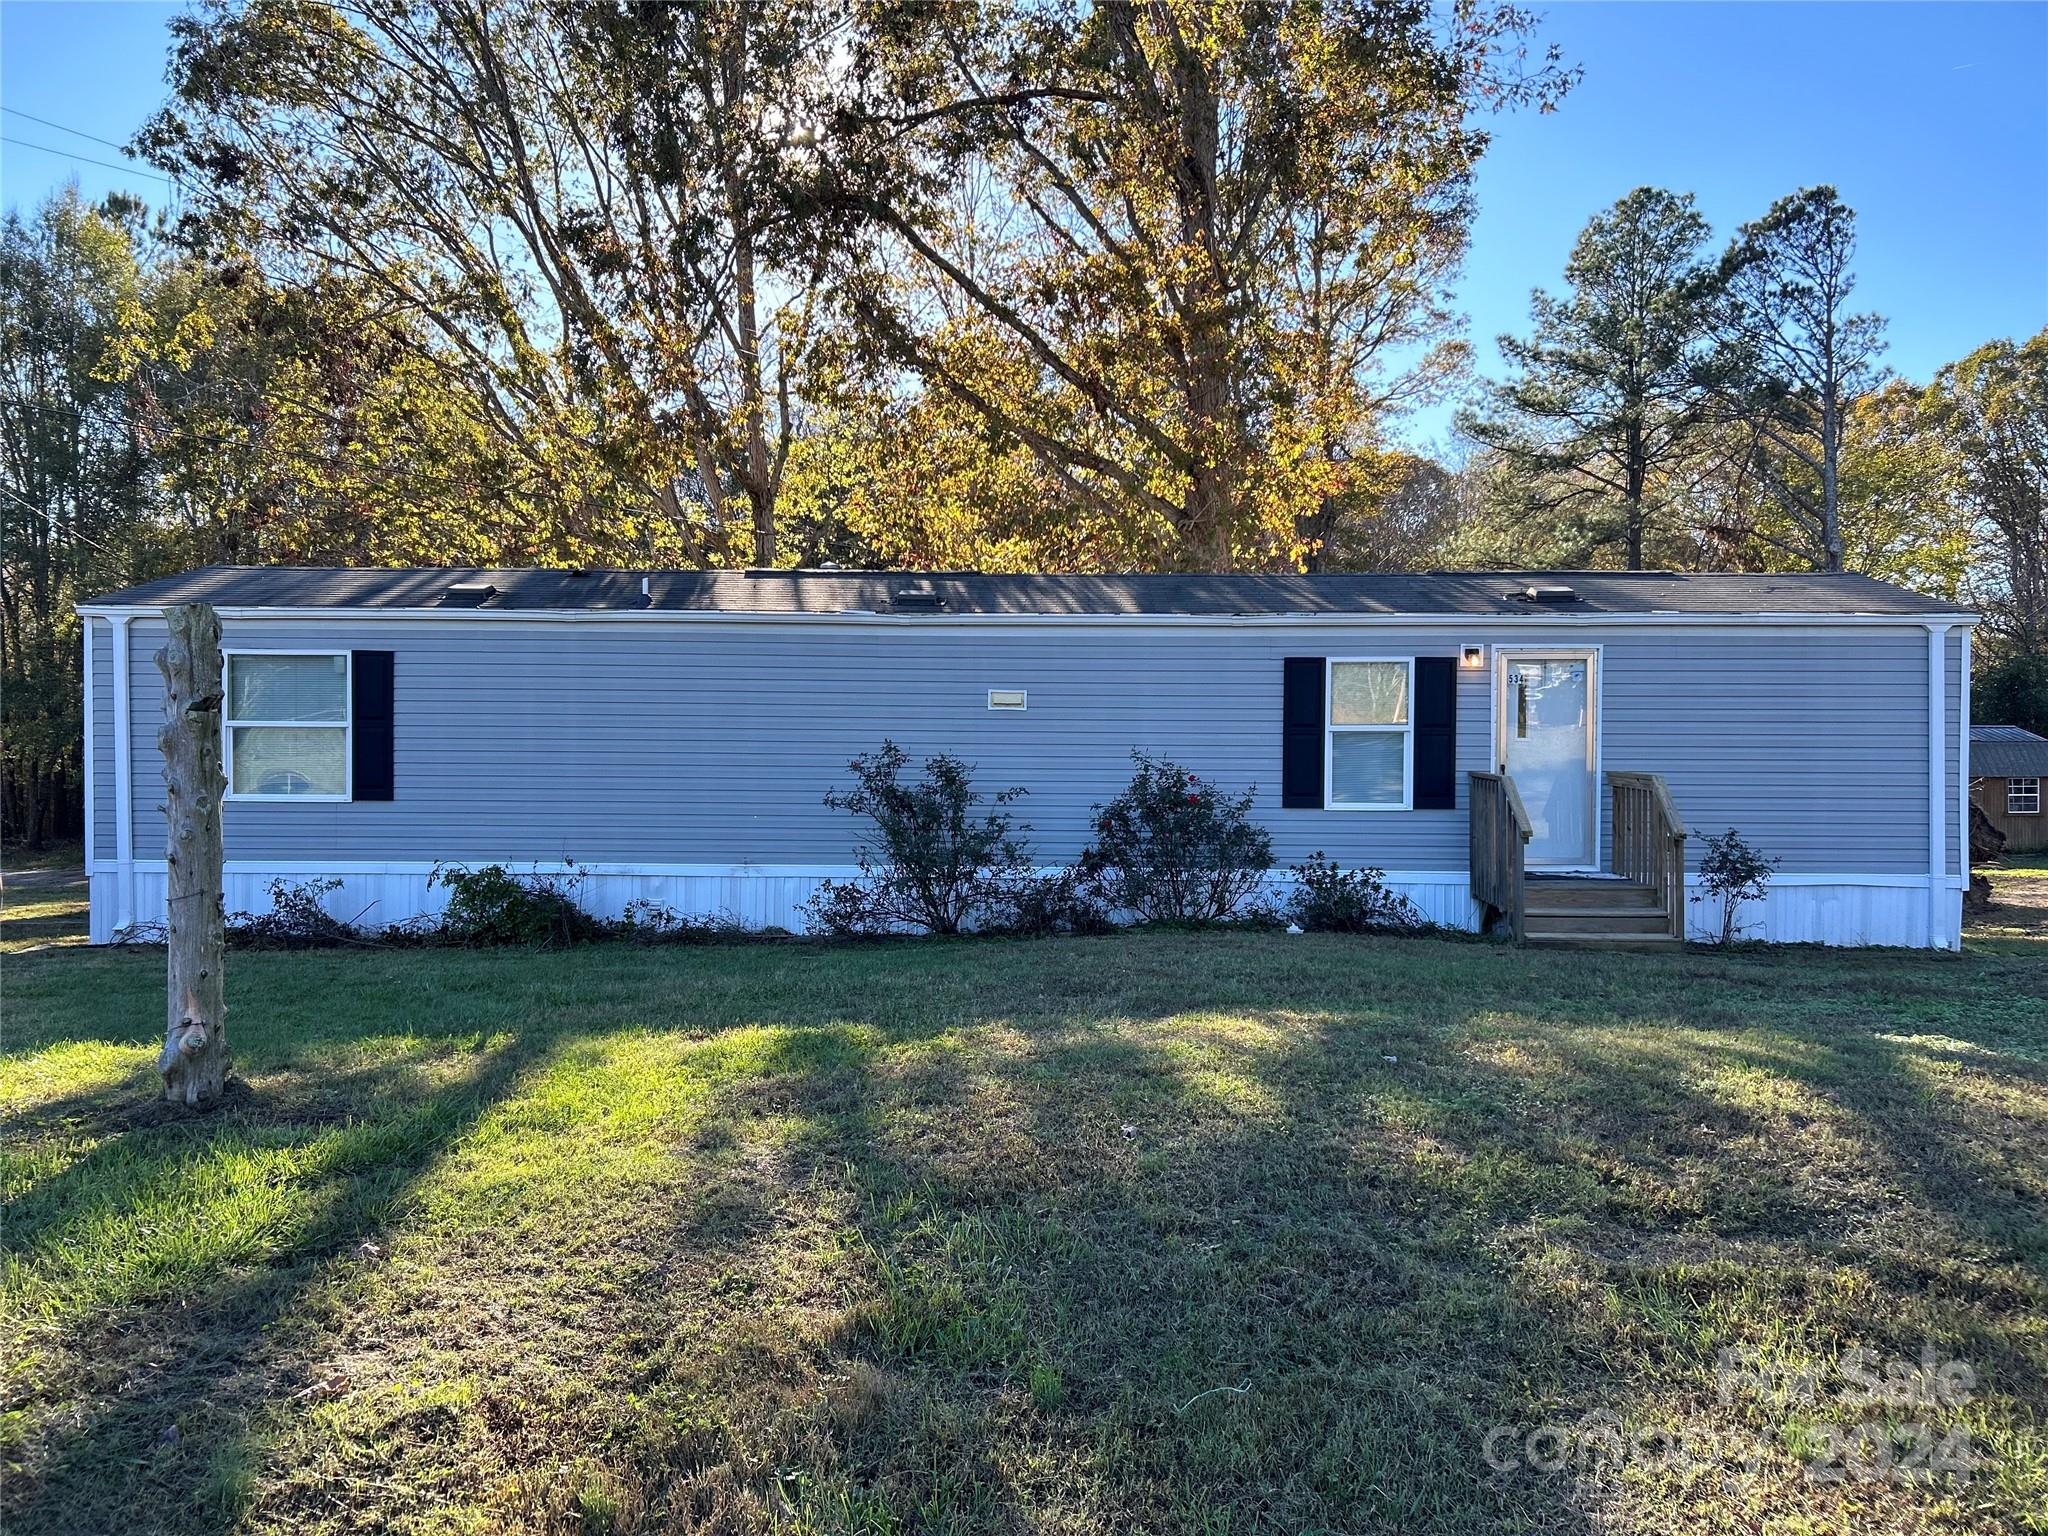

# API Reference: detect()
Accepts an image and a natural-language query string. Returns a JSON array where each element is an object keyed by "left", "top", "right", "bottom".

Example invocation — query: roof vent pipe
[{"left": 636, "top": 574, "right": 653, "bottom": 611}]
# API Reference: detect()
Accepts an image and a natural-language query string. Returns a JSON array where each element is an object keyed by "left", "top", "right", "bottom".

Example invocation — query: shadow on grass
[
  {"left": 707, "top": 941, "right": 2048, "bottom": 1530},
  {"left": 3, "top": 1033, "right": 550, "bottom": 1536},
  {"left": 5, "top": 933, "right": 2044, "bottom": 1533},
  {"left": 640, "top": 957, "right": 1607, "bottom": 1532}
]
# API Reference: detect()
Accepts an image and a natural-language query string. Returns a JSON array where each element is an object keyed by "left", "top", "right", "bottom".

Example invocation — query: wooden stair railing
[
  {"left": 1469, "top": 770, "right": 1533, "bottom": 942},
  {"left": 1606, "top": 771, "right": 1687, "bottom": 941}
]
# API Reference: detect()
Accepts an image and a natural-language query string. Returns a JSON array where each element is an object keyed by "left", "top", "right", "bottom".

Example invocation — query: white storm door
[{"left": 1498, "top": 651, "right": 1598, "bottom": 869}]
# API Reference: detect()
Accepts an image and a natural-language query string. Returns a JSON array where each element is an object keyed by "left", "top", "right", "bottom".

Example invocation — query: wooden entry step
[{"left": 1523, "top": 877, "right": 1681, "bottom": 948}]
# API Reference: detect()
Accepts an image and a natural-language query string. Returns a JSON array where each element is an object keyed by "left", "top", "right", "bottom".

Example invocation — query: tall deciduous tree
[
  {"left": 141, "top": 0, "right": 843, "bottom": 566},
  {"left": 1712, "top": 186, "right": 1887, "bottom": 572},
  {"left": 137, "top": 257, "right": 527, "bottom": 567},
  {"left": 1461, "top": 186, "right": 1718, "bottom": 569},
  {"left": 1934, "top": 331, "right": 2048, "bottom": 658},
  {"left": 825, "top": 0, "right": 1571, "bottom": 571},
  {"left": 1298, "top": 450, "right": 1471, "bottom": 572},
  {"left": 0, "top": 190, "right": 152, "bottom": 849},
  {"left": 1678, "top": 385, "right": 1971, "bottom": 592}
]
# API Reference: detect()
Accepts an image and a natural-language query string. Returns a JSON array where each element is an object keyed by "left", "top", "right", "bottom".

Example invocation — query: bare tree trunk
[
  {"left": 1183, "top": 450, "right": 1236, "bottom": 571},
  {"left": 1819, "top": 387, "right": 1845, "bottom": 571},
  {"left": 156, "top": 604, "right": 230, "bottom": 1109},
  {"left": 1624, "top": 420, "right": 1648, "bottom": 570},
  {"left": 714, "top": 14, "right": 776, "bottom": 570},
  {"left": 23, "top": 764, "right": 47, "bottom": 850}
]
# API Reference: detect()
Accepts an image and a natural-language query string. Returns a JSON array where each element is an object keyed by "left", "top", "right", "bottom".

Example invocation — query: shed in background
[{"left": 1972, "top": 725, "right": 2048, "bottom": 853}]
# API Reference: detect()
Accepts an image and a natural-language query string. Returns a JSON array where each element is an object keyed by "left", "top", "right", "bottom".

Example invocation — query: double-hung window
[
  {"left": 2011, "top": 777, "right": 2042, "bottom": 816},
  {"left": 1326, "top": 659, "right": 1412, "bottom": 810},
  {"left": 224, "top": 653, "right": 351, "bottom": 799}
]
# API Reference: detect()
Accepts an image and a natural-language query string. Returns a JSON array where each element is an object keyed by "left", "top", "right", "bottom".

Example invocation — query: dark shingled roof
[
  {"left": 1971, "top": 726, "right": 2048, "bottom": 779},
  {"left": 85, "top": 565, "right": 1969, "bottom": 618}
]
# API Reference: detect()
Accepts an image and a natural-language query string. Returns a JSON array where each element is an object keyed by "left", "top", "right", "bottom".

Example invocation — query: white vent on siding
[{"left": 987, "top": 689, "right": 1028, "bottom": 711}]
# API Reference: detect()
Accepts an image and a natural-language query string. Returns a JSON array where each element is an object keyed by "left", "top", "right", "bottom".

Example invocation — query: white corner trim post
[
  {"left": 1960, "top": 624, "right": 1973, "bottom": 895},
  {"left": 110, "top": 614, "right": 134, "bottom": 933},
  {"left": 1926, "top": 621, "right": 1953, "bottom": 950}
]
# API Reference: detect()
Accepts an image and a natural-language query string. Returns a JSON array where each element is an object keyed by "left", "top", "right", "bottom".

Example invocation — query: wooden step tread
[
  {"left": 1527, "top": 919, "right": 1673, "bottom": 939},
  {"left": 1524, "top": 894, "right": 1661, "bottom": 910},
  {"left": 1525, "top": 904, "right": 1673, "bottom": 919}
]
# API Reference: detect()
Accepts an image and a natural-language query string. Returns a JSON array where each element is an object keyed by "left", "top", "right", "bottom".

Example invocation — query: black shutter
[
  {"left": 1413, "top": 655, "right": 1457, "bottom": 810},
  {"left": 351, "top": 650, "right": 395, "bottom": 801},
  {"left": 1282, "top": 657, "right": 1325, "bottom": 808}
]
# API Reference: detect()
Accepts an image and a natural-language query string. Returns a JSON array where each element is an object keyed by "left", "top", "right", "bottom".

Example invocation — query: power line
[
  {"left": 1, "top": 135, "right": 173, "bottom": 187},
  {"left": 1, "top": 107, "right": 134, "bottom": 155}
]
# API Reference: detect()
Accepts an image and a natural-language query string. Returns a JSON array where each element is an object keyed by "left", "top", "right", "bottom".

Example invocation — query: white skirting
[
  {"left": 91, "top": 862, "right": 845, "bottom": 943},
  {"left": 86, "top": 862, "right": 1964, "bottom": 950},
  {"left": 1683, "top": 875, "right": 1965, "bottom": 950}
]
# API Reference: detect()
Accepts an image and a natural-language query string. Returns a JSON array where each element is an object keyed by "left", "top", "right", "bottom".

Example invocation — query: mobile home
[{"left": 79, "top": 566, "right": 1975, "bottom": 948}]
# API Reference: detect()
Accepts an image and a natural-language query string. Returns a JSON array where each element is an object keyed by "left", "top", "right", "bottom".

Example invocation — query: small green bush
[
  {"left": 1694, "top": 828, "right": 1778, "bottom": 945},
  {"left": 229, "top": 877, "right": 361, "bottom": 948},
  {"left": 985, "top": 868, "right": 1116, "bottom": 938},
  {"left": 807, "top": 741, "right": 1035, "bottom": 935},
  {"left": 1080, "top": 754, "right": 1273, "bottom": 924},
  {"left": 431, "top": 862, "right": 599, "bottom": 948},
  {"left": 1284, "top": 854, "right": 1427, "bottom": 934}
]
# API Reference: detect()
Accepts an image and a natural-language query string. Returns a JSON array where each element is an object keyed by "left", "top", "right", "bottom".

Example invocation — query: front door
[{"left": 1498, "top": 651, "right": 1598, "bottom": 869}]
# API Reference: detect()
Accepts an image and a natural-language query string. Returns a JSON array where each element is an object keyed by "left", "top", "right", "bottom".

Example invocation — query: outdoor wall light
[{"left": 1460, "top": 644, "right": 1487, "bottom": 670}]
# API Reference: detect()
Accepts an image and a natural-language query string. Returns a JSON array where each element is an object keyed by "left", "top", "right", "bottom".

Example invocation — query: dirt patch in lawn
[{"left": 1971, "top": 860, "right": 2048, "bottom": 955}]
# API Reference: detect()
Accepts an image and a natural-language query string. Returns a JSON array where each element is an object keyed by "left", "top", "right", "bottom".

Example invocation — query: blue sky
[{"left": 3, "top": 0, "right": 2044, "bottom": 451}]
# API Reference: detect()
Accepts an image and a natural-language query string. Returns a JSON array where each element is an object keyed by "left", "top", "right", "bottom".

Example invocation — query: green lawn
[
  {"left": 4, "top": 932, "right": 2045, "bottom": 1535},
  {"left": 0, "top": 841, "right": 84, "bottom": 875},
  {"left": 0, "top": 882, "right": 90, "bottom": 955}
]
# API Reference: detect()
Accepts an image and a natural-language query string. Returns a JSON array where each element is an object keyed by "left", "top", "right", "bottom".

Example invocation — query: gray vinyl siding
[
  {"left": 1599, "top": 630, "right": 1933, "bottom": 874},
  {"left": 103, "top": 614, "right": 1952, "bottom": 877},
  {"left": 89, "top": 619, "right": 115, "bottom": 858}
]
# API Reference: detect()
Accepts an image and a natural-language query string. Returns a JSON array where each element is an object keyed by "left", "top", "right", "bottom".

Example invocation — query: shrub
[
  {"left": 431, "top": 862, "right": 598, "bottom": 948},
  {"left": 230, "top": 877, "right": 361, "bottom": 948},
  {"left": 1284, "top": 854, "right": 1427, "bottom": 935},
  {"left": 805, "top": 741, "right": 1034, "bottom": 935},
  {"left": 984, "top": 868, "right": 1116, "bottom": 938},
  {"left": 617, "top": 898, "right": 748, "bottom": 945},
  {"left": 1079, "top": 754, "right": 1273, "bottom": 924},
  {"left": 1694, "top": 828, "right": 1778, "bottom": 946}
]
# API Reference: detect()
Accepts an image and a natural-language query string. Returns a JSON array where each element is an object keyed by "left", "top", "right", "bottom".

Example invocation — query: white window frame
[
  {"left": 222, "top": 650, "right": 353, "bottom": 803},
  {"left": 2010, "top": 777, "right": 2042, "bottom": 816},
  {"left": 1324, "top": 656, "right": 1414, "bottom": 811}
]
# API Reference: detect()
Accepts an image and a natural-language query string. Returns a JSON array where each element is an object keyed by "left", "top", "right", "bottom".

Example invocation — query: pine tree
[
  {"left": 1713, "top": 186, "right": 1887, "bottom": 572},
  {"left": 1462, "top": 187, "right": 1719, "bottom": 569}
]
